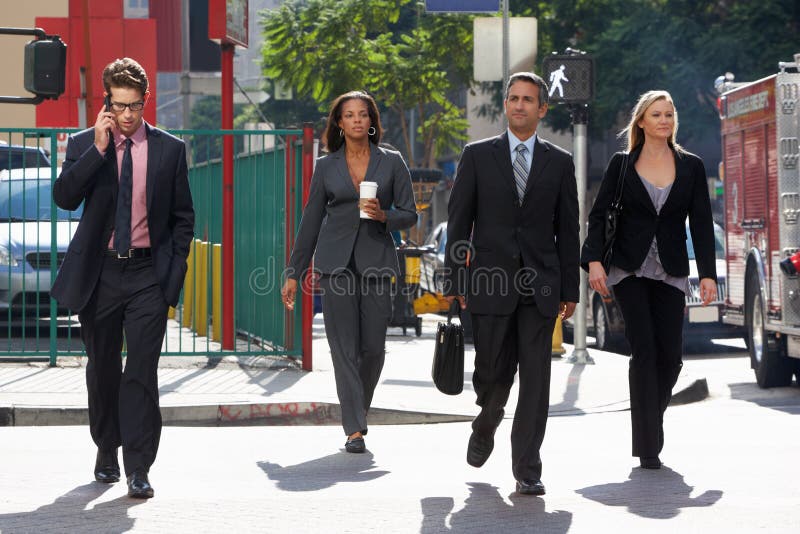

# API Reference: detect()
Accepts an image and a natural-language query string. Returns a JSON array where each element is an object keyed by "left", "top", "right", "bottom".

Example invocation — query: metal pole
[
  {"left": 567, "top": 105, "right": 594, "bottom": 364},
  {"left": 221, "top": 43, "right": 235, "bottom": 350},
  {"left": 301, "top": 123, "right": 314, "bottom": 371},
  {"left": 502, "top": 0, "right": 509, "bottom": 128},
  {"left": 181, "top": 0, "right": 191, "bottom": 129}
]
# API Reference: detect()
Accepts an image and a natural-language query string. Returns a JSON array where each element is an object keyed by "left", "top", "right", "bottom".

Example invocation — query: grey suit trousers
[{"left": 319, "top": 270, "right": 392, "bottom": 435}]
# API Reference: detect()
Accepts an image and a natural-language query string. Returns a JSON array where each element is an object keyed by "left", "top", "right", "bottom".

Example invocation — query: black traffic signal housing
[
  {"left": 24, "top": 36, "right": 67, "bottom": 98},
  {"left": 541, "top": 53, "right": 594, "bottom": 104}
]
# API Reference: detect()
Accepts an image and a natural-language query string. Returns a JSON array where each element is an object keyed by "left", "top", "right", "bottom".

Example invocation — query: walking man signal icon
[{"left": 549, "top": 65, "right": 568, "bottom": 98}]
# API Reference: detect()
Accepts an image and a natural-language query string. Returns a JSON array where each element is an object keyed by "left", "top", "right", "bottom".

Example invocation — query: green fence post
[{"left": 49, "top": 131, "right": 58, "bottom": 367}]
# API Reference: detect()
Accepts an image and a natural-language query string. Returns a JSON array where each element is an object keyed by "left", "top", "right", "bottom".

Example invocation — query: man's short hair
[
  {"left": 505, "top": 72, "right": 549, "bottom": 106},
  {"left": 102, "top": 57, "right": 148, "bottom": 95}
]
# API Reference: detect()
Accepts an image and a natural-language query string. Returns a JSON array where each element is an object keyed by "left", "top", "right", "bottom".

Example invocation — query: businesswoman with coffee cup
[{"left": 281, "top": 90, "right": 417, "bottom": 453}]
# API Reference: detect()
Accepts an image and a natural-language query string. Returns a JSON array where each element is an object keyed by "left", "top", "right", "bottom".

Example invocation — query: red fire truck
[{"left": 718, "top": 54, "right": 800, "bottom": 387}]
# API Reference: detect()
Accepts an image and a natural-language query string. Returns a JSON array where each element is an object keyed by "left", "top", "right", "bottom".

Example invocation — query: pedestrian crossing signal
[{"left": 542, "top": 54, "right": 594, "bottom": 104}]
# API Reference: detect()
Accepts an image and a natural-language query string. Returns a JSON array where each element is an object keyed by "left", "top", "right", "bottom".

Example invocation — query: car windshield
[
  {"left": 0, "top": 180, "right": 82, "bottom": 221},
  {"left": 0, "top": 147, "right": 49, "bottom": 172},
  {"left": 686, "top": 224, "right": 725, "bottom": 260}
]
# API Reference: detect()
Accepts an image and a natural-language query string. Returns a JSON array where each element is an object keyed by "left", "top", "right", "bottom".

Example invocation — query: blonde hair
[{"left": 621, "top": 90, "right": 683, "bottom": 153}]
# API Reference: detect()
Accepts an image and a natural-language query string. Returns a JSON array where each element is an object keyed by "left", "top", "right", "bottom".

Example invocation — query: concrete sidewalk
[{"left": 0, "top": 314, "right": 709, "bottom": 427}]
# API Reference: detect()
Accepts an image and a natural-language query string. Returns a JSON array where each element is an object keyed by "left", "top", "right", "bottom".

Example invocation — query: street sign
[
  {"left": 425, "top": 0, "right": 500, "bottom": 13},
  {"left": 542, "top": 54, "right": 594, "bottom": 104}
]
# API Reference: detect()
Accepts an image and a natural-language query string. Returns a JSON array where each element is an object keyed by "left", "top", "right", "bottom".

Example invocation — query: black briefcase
[{"left": 432, "top": 301, "right": 465, "bottom": 395}]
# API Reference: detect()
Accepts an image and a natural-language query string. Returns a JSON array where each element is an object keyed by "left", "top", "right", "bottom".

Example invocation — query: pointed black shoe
[
  {"left": 94, "top": 449, "right": 120, "bottom": 484},
  {"left": 345, "top": 436, "right": 366, "bottom": 453},
  {"left": 639, "top": 456, "right": 662, "bottom": 469},
  {"left": 127, "top": 469, "right": 154, "bottom": 499},
  {"left": 516, "top": 479, "right": 546, "bottom": 496},
  {"left": 466, "top": 432, "right": 494, "bottom": 467}
]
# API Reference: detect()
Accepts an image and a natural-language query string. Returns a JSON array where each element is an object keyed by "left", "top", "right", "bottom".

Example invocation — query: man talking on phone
[{"left": 52, "top": 58, "right": 194, "bottom": 499}]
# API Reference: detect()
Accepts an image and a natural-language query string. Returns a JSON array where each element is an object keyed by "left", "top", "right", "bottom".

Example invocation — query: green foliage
[
  {"left": 517, "top": 0, "right": 800, "bottom": 157},
  {"left": 260, "top": 0, "right": 474, "bottom": 167}
]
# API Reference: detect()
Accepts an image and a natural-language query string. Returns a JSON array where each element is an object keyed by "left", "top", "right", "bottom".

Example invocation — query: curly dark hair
[
  {"left": 322, "top": 91, "right": 382, "bottom": 152},
  {"left": 102, "top": 57, "right": 149, "bottom": 95}
]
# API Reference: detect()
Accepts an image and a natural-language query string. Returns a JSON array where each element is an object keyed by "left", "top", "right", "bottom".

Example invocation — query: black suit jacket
[
  {"left": 445, "top": 133, "right": 580, "bottom": 317},
  {"left": 581, "top": 148, "right": 717, "bottom": 282},
  {"left": 288, "top": 143, "right": 417, "bottom": 280},
  {"left": 51, "top": 124, "right": 195, "bottom": 312}
]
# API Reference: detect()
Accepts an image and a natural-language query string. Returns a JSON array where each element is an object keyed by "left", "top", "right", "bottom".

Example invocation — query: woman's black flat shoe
[{"left": 345, "top": 437, "right": 366, "bottom": 453}]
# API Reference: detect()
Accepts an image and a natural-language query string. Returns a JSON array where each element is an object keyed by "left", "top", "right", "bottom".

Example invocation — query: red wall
[{"left": 35, "top": 1, "right": 158, "bottom": 127}]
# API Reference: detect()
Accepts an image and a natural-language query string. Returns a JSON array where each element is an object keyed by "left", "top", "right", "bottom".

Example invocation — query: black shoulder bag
[
  {"left": 432, "top": 301, "right": 465, "bottom": 395},
  {"left": 601, "top": 153, "right": 629, "bottom": 272}
]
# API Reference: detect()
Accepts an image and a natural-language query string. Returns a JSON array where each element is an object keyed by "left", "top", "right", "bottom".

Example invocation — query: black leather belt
[{"left": 105, "top": 248, "right": 152, "bottom": 259}]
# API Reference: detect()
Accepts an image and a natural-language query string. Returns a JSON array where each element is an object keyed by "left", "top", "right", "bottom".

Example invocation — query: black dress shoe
[
  {"left": 345, "top": 437, "right": 366, "bottom": 453},
  {"left": 466, "top": 432, "right": 494, "bottom": 467},
  {"left": 127, "top": 470, "right": 154, "bottom": 499},
  {"left": 94, "top": 449, "right": 120, "bottom": 484},
  {"left": 516, "top": 479, "right": 546, "bottom": 496},
  {"left": 639, "top": 456, "right": 662, "bottom": 469}
]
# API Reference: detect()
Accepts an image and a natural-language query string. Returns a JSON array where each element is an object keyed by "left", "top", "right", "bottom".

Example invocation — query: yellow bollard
[
  {"left": 181, "top": 239, "right": 197, "bottom": 329},
  {"left": 552, "top": 316, "right": 566, "bottom": 357},
  {"left": 195, "top": 241, "right": 209, "bottom": 337},
  {"left": 212, "top": 243, "right": 222, "bottom": 342},
  {"left": 168, "top": 306, "right": 175, "bottom": 320}
]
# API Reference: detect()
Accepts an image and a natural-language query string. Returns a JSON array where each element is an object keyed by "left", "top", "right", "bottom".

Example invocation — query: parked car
[
  {"left": 587, "top": 221, "right": 742, "bottom": 351},
  {"left": 0, "top": 177, "right": 81, "bottom": 318},
  {"left": 0, "top": 142, "right": 50, "bottom": 172}
]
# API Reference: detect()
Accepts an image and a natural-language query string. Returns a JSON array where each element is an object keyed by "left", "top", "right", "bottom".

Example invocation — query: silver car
[{"left": 0, "top": 175, "right": 81, "bottom": 318}]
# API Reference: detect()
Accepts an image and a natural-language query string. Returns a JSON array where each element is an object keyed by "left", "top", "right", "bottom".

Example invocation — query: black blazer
[
  {"left": 51, "top": 124, "right": 195, "bottom": 312},
  {"left": 287, "top": 143, "right": 417, "bottom": 280},
  {"left": 581, "top": 147, "right": 717, "bottom": 282},
  {"left": 445, "top": 133, "right": 580, "bottom": 317}
]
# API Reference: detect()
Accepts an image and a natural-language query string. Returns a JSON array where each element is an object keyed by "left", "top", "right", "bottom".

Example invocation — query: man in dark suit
[
  {"left": 52, "top": 58, "right": 194, "bottom": 499},
  {"left": 445, "top": 72, "right": 579, "bottom": 496}
]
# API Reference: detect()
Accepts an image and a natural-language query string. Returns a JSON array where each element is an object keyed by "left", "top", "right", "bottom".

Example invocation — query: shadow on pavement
[
  {"left": 420, "top": 482, "right": 572, "bottom": 533},
  {"left": 550, "top": 363, "right": 587, "bottom": 416},
  {"left": 0, "top": 482, "right": 145, "bottom": 533},
  {"left": 258, "top": 451, "right": 389, "bottom": 491},
  {"left": 576, "top": 466, "right": 722, "bottom": 519},
  {"left": 728, "top": 382, "right": 800, "bottom": 414}
]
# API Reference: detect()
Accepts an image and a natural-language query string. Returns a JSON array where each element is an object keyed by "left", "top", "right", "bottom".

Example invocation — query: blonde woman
[{"left": 581, "top": 91, "right": 717, "bottom": 469}]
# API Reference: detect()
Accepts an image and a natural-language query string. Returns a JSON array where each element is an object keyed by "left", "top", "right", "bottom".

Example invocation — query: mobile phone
[{"left": 104, "top": 95, "right": 112, "bottom": 112}]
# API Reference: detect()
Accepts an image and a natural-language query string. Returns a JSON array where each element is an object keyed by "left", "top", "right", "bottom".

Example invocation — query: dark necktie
[
  {"left": 114, "top": 138, "right": 133, "bottom": 255},
  {"left": 513, "top": 143, "right": 529, "bottom": 204}
]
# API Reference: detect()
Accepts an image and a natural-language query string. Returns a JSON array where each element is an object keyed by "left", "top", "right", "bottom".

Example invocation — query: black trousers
[
  {"left": 319, "top": 271, "right": 392, "bottom": 436},
  {"left": 471, "top": 299, "right": 556, "bottom": 481},
  {"left": 613, "top": 276, "right": 686, "bottom": 458},
  {"left": 79, "top": 255, "right": 168, "bottom": 476}
]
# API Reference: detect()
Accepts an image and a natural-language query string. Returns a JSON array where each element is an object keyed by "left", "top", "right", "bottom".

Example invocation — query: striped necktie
[{"left": 513, "top": 143, "right": 529, "bottom": 204}]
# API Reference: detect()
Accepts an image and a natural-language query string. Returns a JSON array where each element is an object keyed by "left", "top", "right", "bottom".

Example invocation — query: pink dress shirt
[{"left": 104, "top": 121, "right": 150, "bottom": 250}]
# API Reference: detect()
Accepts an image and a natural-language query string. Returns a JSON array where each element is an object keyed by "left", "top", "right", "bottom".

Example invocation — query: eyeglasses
[{"left": 109, "top": 101, "right": 145, "bottom": 112}]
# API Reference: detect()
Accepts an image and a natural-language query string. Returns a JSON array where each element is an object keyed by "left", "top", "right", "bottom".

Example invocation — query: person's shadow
[
  {"left": 0, "top": 482, "right": 145, "bottom": 533},
  {"left": 258, "top": 451, "right": 389, "bottom": 492},
  {"left": 576, "top": 466, "right": 723, "bottom": 519},
  {"left": 421, "top": 482, "right": 572, "bottom": 533}
]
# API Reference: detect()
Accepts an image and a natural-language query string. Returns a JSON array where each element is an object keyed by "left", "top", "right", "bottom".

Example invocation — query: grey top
[{"left": 606, "top": 173, "right": 690, "bottom": 296}]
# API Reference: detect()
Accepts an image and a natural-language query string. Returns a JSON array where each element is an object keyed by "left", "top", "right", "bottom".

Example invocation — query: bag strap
[
  {"left": 611, "top": 153, "right": 628, "bottom": 210},
  {"left": 446, "top": 300, "right": 462, "bottom": 323}
]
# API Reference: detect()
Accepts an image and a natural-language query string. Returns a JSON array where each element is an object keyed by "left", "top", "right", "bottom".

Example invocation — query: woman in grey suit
[{"left": 281, "top": 91, "right": 417, "bottom": 453}]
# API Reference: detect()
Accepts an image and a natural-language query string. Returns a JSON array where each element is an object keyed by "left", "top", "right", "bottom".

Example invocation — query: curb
[{"left": 0, "top": 402, "right": 473, "bottom": 427}]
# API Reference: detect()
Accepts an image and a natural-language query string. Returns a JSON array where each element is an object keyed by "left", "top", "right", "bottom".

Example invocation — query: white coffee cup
[{"left": 359, "top": 181, "right": 378, "bottom": 219}]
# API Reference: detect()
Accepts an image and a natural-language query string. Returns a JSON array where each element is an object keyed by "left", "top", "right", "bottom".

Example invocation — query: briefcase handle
[{"left": 447, "top": 300, "right": 462, "bottom": 323}]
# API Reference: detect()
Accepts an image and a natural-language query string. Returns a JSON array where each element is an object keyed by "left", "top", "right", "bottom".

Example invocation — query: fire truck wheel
[{"left": 746, "top": 271, "right": 794, "bottom": 388}]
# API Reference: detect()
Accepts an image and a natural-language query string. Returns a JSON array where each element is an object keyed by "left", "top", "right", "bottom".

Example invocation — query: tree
[
  {"left": 259, "top": 0, "right": 474, "bottom": 167},
  {"left": 512, "top": 0, "right": 800, "bottom": 166}
]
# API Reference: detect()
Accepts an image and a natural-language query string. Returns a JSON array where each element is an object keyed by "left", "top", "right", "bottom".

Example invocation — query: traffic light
[
  {"left": 541, "top": 53, "right": 594, "bottom": 104},
  {"left": 24, "top": 36, "right": 66, "bottom": 98}
]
